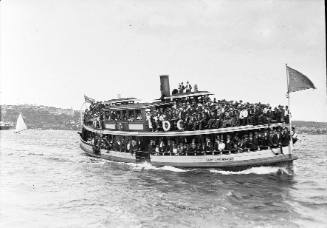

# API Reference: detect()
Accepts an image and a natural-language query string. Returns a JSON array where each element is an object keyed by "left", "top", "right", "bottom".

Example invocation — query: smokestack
[{"left": 160, "top": 75, "right": 170, "bottom": 98}]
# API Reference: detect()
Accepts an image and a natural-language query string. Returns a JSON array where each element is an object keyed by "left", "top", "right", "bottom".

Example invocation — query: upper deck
[
  {"left": 83, "top": 76, "right": 289, "bottom": 134},
  {"left": 84, "top": 91, "right": 220, "bottom": 132}
]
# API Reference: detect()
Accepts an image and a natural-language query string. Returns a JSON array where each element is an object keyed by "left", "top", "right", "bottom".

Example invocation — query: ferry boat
[
  {"left": 79, "top": 75, "right": 297, "bottom": 170},
  {"left": 0, "top": 121, "right": 13, "bottom": 130}
]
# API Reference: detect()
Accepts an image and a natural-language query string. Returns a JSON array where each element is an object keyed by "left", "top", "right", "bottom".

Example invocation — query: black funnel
[{"left": 160, "top": 75, "right": 170, "bottom": 98}]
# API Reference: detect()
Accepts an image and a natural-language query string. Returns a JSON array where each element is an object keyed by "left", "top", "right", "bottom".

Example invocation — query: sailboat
[{"left": 15, "top": 113, "right": 27, "bottom": 133}]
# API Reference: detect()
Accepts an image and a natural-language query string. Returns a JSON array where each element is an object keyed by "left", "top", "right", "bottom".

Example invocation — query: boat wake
[
  {"left": 209, "top": 166, "right": 293, "bottom": 175},
  {"left": 130, "top": 162, "right": 188, "bottom": 172},
  {"left": 98, "top": 157, "right": 293, "bottom": 175},
  {"left": 127, "top": 162, "right": 292, "bottom": 175},
  {"left": 160, "top": 166, "right": 189, "bottom": 172}
]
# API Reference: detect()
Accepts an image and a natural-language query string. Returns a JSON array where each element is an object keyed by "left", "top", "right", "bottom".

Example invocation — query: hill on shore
[
  {"left": 0, "top": 105, "right": 81, "bottom": 130},
  {"left": 292, "top": 120, "right": 327, "bottom": 135}
]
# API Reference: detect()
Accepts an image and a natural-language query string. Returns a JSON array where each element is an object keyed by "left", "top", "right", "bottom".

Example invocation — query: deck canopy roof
[
  {"left": 103, "top": 97, "right": 139, "bottom": 105},
  {"left": 105, "top": 103, "right": 150, "bottom": 111},
  {"left": 163, "top": 91, "right": 213, "bottom": 100},
  {"left": 148, "top": 101, "right": 175, "bottom": 108},
  {"left": 104, "top": 101, "right": 175, "bottom": 111}
]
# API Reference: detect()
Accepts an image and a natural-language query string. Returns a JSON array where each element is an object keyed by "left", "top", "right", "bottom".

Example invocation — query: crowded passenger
[
  {"left": 146, "top": 96, "right": 289, "bottom": 132},
  {"left": 82, "top": 126, "right": 293, "bottom": 156},
  {"left": 164, "top": 128, "right": 287, "bottom": 155}
]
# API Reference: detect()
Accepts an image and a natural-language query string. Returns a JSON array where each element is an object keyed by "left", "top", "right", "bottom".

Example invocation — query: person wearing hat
[
  {"left": 185, "top": 81, "right": 192, "bottom": 93},
  {"left": 280, "top": 127, "right": 290, "bottom": 146},
  {"left": 218, "top": 137, "right": 226, "bottom": 153},
  {"left": 262, "top": 130, "right": 270, "bottom": 148},
  {"left": 148, "top": 139, "right": 155, "bottom": 154},
  {"left": 269, "top": 129, "right": 279, "bottom": 148},
  {"left": 189, "top": 139, "right": 197, "bottom": 155},
  {"left": 166, "top": 140, "right": 173, "bottom": 154},
  {"left": 225, "top": 134, "right": 232, "bottom": 152},
  {"left": 159, "top": 138, "right": 166, "bottom": 153},
  {"left": 291, "top": 127, "right": 298, "bottom": 144},
  {"left": 178, "top": 82, "right": 185, "bottom": 93},
  {"left": 205, "top": 137, "right": 213, "bottom": 152},
  {"left": 207, "top": 110, "right": 216, "bottom": 129},
  {"left": 214, "top": 136, "right": 220, "bottom": 151},
  {"left": 251, "top": 132, "right": 259, "bottom": 151},
  {"left": 242, "top": 134, "right": 250, "bottom": 151}
]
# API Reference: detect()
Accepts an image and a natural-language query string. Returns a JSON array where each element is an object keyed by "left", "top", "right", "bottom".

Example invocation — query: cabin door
[{"left": 135, "top": 151, "right": 151, "bottom": 163}]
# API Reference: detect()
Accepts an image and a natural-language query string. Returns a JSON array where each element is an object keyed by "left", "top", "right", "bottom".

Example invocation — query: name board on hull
[{"left": 206, "top": 157, "right": 234, "bottom": 162}]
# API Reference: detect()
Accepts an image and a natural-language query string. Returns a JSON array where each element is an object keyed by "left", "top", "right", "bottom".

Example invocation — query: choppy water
[{"left": 0, "top": 130, "right": 326, "bottom": 228}]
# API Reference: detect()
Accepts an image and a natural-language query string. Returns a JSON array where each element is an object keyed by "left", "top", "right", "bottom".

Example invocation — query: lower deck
[{"left": 80, "top": 139, "right": 297, "bottom": 170}]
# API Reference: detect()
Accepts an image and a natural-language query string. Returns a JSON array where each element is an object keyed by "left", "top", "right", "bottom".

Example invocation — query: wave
[
  {"left": 45, "top": 157, "right": 73, "bottom": 163},
  {"left": 160, "top": 166, "right": 188, "bottom": 172},
  {"left": 209, "top": 166, "right": 292, "bottom": 175},
  {"left": 27, "top": 152, "right": 44, "bottom": 156}
]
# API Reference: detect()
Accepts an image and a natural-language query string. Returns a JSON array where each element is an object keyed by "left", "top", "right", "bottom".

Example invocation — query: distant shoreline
[
  {"left": 0, "top": 104, "right": 81, "bottom": 130},
  {"left": 292, "top": 120, "right": 327, "bottom": 135}
]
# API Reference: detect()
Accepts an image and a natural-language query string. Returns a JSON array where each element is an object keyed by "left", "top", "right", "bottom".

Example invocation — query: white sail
[{"left": 15, "top": 113, "right": 27, "bottom": 133}]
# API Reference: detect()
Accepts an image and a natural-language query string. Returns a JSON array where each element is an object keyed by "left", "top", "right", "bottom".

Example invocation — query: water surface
[{"left": 1, "top": 130, "right": 326, "bottom": 227}]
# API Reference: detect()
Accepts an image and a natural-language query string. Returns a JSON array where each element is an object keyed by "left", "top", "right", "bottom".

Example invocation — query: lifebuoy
[
  {"left": 271, "top": 147, "right": 280, "bottom": 155},
  {"left": 177, "top": 120, "right": 184, "bottom": 130},
  {"left": 162, "top": 121, "right": 171, "bottom": 131}
]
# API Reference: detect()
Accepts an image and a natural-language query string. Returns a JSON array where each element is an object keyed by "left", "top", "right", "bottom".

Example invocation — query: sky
[{"left": 1, "top": 0, "right": 326, "bottom": 121}]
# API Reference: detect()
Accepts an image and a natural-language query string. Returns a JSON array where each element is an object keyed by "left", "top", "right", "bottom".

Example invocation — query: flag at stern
[
  {"left": 84, "top": 94, "right": 95, "bottom": 103},
  {"left": 287, "top": 66, "right": 316, "bottom": 93}
]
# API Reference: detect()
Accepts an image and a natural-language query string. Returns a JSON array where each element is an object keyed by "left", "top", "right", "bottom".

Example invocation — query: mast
[{"left": 286, "top": 64, "right": 293, "bottom": 154}]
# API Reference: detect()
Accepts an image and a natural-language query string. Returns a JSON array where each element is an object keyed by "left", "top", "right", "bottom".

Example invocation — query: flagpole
[
  {"left": 286, "top": 64, "right": 293, "bottom": 154},
  {"left": 80, "top": 101, "right": 86, "bottom": 130}
]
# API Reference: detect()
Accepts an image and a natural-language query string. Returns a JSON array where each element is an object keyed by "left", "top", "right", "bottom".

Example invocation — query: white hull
[{"left": 80, "top": 139, "right": 297, "bottom": 170}]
